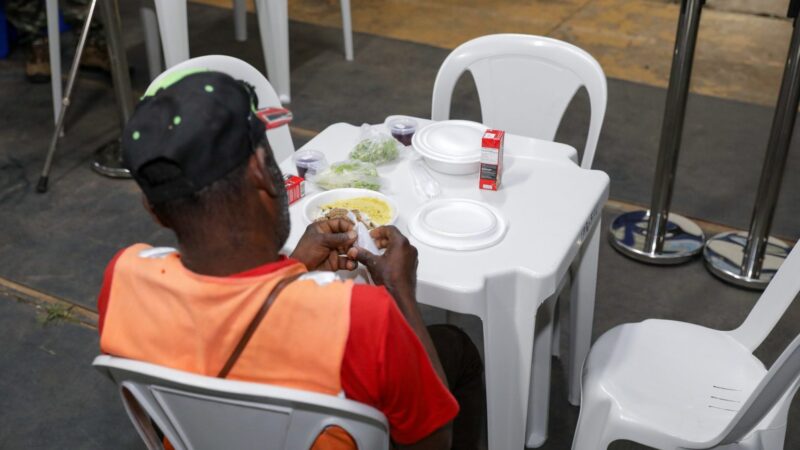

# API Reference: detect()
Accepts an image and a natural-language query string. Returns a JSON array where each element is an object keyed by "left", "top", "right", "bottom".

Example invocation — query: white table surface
[
  {"left": 281, "top": 119, "right": 609, "bottom": 449},
  {"left": 283, "top": 121, "right": 606, "bottom": 311}
]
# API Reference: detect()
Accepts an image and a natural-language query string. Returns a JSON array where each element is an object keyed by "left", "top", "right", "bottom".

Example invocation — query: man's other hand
[
  {"left": 347, "top": 225, "right": 418, "bottom": 298},
  {"left": 291, "top": 219, "right": 358, "bottom": 272}
]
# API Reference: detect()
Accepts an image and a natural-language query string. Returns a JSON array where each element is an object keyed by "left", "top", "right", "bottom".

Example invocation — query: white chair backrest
[
  {"left": 431, "top": 34, "right": 607, "bottom": 169},
  {"left": 147, "top": 55, "right": 295, "bottom": 164},
  {"left": 728, "top": 242, "right": 800, "bottom": 351},
  {"left": 717, "top": 331, "right": 800, "bottom": 446},
  {"left": 93, "top": 355, "right": 389, "bottom": 450}
]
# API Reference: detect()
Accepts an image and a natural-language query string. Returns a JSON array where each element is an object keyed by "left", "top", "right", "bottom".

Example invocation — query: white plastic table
[{"left": 281, "top": 121, "right": 609, "bottom": 449}]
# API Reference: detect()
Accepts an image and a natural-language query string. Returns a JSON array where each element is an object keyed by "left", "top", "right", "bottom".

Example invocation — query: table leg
[
  {"left": 567, "top": 220, "right": 601, "bottom": 406},
  {"left": 340, "top": 0, "right": 353, "bottom": 61},
  {"left": 233, "top": 0, "right": 248, "bottom": 42},
  {"left": 153, "top": 0, "right": 189, "bottom": 68},
  {"left": 254, "top": 0, "right": 291, "bottom": 103},
  {"left": 140, "top": 3, "right": 163, "bottom": 81},
  {"left": 525, "top": 295, "right": 556, "bottom": 448},
  {"left": 483, "top": 273, "right": 539, "bottom": 450}
]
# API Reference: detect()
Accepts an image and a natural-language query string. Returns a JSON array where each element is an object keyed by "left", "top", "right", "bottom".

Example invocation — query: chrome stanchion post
[
  {"left": 609, "top": 0, "right": 706, "bottom": 264},
  {"left": 36, "top": 0, "right": 99, "bottom": 193},
  {"left": 702, "top": 4, "right": 799, "bottom": 289},
  {"left": 92, "top": 0, "right": 133, "bottom": 178}
]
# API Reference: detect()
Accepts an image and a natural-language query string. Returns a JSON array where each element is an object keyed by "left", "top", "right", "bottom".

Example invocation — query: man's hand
[
  {"left": 347, "top": 225, "right": 418, "bottom": 299},
  {"left": 291, "top": 219, "right": 358, "bottom": 271}
]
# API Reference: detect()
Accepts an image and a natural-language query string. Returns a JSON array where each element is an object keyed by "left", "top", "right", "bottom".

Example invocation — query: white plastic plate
[
  {"left": 303, "top": 188, "right": 399, "bottom": 226},
  {"left": 408, "top": 199, "right": 509, "bottom": 251}
]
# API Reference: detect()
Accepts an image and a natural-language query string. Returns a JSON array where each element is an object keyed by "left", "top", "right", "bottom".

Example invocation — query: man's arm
[
  {"left": 348, "top": 226, "right": 448, "bottom": 386},
  {"left": 348, "top": 226, "right": 453, "bottom": 449}
]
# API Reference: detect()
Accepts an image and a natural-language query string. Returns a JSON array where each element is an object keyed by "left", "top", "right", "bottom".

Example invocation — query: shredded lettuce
[{"left": 349, "top": 138, "right": 399, "bottom": 164}]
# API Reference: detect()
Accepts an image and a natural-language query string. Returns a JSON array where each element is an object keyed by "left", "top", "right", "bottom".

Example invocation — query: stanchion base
[
  {"left": 608, "top": 210, "right": 705, "bottom": 264},
  {"left": 91, "top": 140, "right": 131, "bottom": 179},
  {"left": 703, "top": 231, "right": 790, "bottom": 290}
]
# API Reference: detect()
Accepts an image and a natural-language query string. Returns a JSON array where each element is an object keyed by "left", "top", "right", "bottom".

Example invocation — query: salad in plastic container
[{"left": 348, "top": 124, "right": 400, "bottom": 165}]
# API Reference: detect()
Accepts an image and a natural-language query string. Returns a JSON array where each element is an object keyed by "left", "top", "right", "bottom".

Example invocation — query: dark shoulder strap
[{"left": 217, "top": 273, "right": 305, "bottom": 378}]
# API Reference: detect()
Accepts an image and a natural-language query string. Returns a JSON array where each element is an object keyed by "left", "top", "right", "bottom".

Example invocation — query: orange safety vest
[{"left": 101, "top": 244, "right": 357, "bottom": 449}]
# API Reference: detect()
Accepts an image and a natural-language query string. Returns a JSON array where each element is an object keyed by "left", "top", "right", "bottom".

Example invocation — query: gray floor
[
  {"left": 0, "top": 294, "right": 140, "bottom": 449},
  {"left": 0, "top": 2, "right": 798, "bottom": 449}
]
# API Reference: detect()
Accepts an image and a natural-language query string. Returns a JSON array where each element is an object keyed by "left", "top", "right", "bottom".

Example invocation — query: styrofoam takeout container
[{"left": 412, "top": 120, "right": 487, "bottom": 175}]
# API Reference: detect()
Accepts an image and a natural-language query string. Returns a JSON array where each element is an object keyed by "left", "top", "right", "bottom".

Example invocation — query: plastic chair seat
[
  {"left": 575, "top": 243, "right": 800, "bottom": 449},
  {"left": 585, "top": 320, "right": 766, "bottom": 443}
]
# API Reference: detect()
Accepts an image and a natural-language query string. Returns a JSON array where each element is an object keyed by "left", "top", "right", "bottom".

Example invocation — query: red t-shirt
[{"left": 97, "top": 250, "right": 459, "bottom": 445}]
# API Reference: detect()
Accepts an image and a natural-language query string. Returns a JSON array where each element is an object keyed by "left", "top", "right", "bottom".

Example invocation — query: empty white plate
[
  {"left": 408, "top": 199, "right": 508, "bottom": 251},
  {"left": 413, "top": 120, "right": 487, "bottom": 162}
]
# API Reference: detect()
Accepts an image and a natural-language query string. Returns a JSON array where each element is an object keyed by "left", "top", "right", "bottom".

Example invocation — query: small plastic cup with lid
[
  {"left": 293, "top": 149, "right": 328, "bottom": 178},
  {"left": 387, "top": 117, "right": 418, "bottom": 147}
]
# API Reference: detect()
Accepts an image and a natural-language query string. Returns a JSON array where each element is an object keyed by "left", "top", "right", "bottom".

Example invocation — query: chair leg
[
  {"left": 233, "top": 0, "right": 247, "bottom": 42},
  {"left": 254, "top": 0, "right": 291, "bottom": 103},
  {"left": 571, "top": 399, "right": 615, "bottom": 450},
  {"left": 567, "top": 222, "right": 601, "bottom": 406},
  {"left": 340, "top": 0, "right": 353, "bottom": 61},
  {"left": 551, "top": 294, "right": 562, "bottom": 358},
  {"left": 45, "top": 0, "right": 62, "bottom": 125},
  {"left": 139, "top": 3, "right": 163, "bottom": 81},
  {"left": 153, "top": 0, "right": 189, "bottom": 67}
]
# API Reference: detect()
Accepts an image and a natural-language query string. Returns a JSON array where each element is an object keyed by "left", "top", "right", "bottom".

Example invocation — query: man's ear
[
  {"left": 141, "top": 195, "right": 168, "bottom": 228},
  {"left": 249, "top": 146, "right": 280, "bottom": 198}
]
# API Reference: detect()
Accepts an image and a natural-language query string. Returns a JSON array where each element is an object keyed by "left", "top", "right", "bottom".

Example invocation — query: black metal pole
[
  {"left": 98, "top": 0, "right": 134, "bottom": 125},
  {"left": 91, "top": 0, "right": 133, "bottom": 179}
]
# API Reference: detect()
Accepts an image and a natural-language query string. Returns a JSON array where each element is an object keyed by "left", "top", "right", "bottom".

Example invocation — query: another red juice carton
[
  {"left": 284, "top": 174, "right": 306, "bottom": 204},
  {"left": 479, "top": 129, "right": 504, "bottom": 191}
]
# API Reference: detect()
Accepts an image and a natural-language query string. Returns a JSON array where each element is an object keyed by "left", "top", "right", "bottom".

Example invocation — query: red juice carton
[
  {"left": 284, "top": 174, "right": 306, "bottom": 204},
  {"left": 479, "top": 129, "right": 504, "bottom": 191}
]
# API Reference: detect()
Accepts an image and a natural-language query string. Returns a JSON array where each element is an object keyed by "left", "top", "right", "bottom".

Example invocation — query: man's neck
[{"left": 178, "top": 231, "right": 282, "bottom": 277}]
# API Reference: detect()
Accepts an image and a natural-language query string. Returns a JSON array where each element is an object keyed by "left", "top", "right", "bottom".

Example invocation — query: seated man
[{"left": 96, "top": 71, "right": 484, "bottom": 449}]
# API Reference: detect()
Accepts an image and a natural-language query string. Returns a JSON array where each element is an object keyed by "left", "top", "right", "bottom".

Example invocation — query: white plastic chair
[
  {"left": 229, "top": 0, "right": 353, "bottom": 62},
  {"left": 93, "top": 355, "right": 389, "bottom": 450},
  {"left": 431, "top": 33, "right": 607, "bottom": 169},
  {"left": 431, "top": 33, "right": 607, "bottom": 446},
  {"left": 148, "top": 55, "right": 295, "bottom": 163},
  {"left": 144, "top": 0, "right": 354, "bottom": 103},
  {"left": 572, "top": 242, "right": 800, "bottom": 449}
]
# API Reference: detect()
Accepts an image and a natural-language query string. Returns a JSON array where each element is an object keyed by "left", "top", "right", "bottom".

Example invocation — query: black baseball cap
[{"left": 122, "top": 70, "right": 268, "bottom": 203}]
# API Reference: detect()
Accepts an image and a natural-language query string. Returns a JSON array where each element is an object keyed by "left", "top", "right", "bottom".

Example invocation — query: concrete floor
[{"left": 1, "top": 0, "right": 799, "bottom": 448}]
